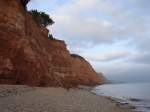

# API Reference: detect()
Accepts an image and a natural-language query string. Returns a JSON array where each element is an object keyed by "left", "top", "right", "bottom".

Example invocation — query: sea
[{"left": 92, "top": 82, "right": 150, "bottom": 112}]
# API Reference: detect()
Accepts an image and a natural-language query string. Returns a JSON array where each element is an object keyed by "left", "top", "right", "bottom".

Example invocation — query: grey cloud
[
  {"left": 83, "top": 51, "right": 129, "bottom": 62},
  {"left": 131, "top": 0, "right": 150, "bottom": 13},
  {"left": 129, "top": 52, "right": 150, "bottom": 64},
  {"left": 94, "top": 61, "right": 150, "bottom": 83}
]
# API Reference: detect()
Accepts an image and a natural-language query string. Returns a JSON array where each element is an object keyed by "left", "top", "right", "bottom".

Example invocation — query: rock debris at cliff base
[{"left": 0, "top": 85, "right": 132, "bottom": 112}]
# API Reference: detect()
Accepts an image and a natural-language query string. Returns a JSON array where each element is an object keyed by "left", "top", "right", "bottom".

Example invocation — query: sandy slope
[{"left": 0, "top": 85, "right": 132, "bottom": 112}]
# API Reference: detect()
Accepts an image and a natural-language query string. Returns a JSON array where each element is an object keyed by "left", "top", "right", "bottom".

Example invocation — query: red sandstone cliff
[{"left": 0, "top": 0, "right": 104, "bottom": 87}]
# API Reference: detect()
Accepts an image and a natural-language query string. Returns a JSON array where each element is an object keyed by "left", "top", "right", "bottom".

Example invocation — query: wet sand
[{"left": 0, "top": 85, "right": 133, "bottom": 112}]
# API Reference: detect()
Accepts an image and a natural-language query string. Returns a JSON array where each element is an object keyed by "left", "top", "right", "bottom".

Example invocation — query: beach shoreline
[{"left": 0, "top": 85, "right": 133, "bottom": 112}]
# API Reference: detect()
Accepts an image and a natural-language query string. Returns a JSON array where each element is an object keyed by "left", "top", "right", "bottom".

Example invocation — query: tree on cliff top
[
  {"left": 29, "top": 10, "right": 54, "bottom": 27},
  {"left": 20, "top": 0, "right": 30, "bottom": 8}
]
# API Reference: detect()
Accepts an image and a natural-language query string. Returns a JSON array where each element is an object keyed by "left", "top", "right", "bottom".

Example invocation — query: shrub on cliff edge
[{"left": 29, "top": 10, "right": 54, "bottom": 27}]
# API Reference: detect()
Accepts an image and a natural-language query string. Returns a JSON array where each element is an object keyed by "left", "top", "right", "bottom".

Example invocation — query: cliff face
[{"left": 0, "top": 0, "right": 104, "bottom": 87}]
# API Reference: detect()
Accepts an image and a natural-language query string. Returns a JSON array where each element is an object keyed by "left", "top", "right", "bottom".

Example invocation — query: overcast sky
[{"left": 28, "top": 0, "right": 150, "bottom": 83}]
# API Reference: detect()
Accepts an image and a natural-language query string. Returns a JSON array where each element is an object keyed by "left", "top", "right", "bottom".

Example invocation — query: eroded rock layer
[{"left": 0, "top": 0, "right": 104, "bottom": 87}]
